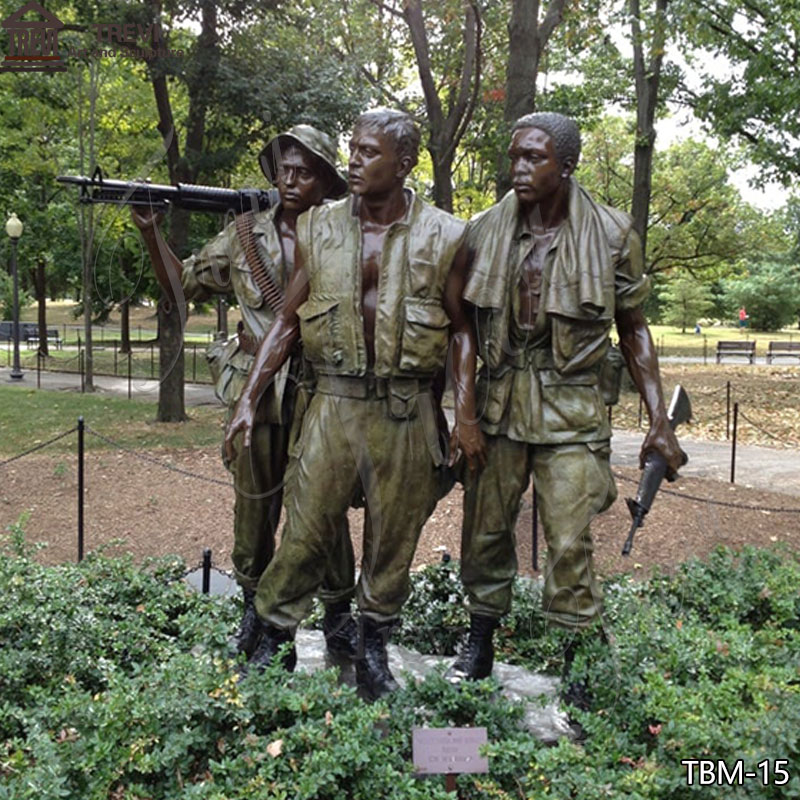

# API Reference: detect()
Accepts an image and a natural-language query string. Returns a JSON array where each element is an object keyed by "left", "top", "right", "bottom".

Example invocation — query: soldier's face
[
  {"left": 347, "top": 127, "right": 405, "bottom": 196},
  {"left": 508, "top": 127, "right": 568, "bottom": 206},
  {"left": 274, "top": 146, "right": 328, "bottom": 213}
]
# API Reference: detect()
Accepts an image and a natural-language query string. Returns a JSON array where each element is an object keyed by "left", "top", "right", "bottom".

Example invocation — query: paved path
[
  {"left": 4, "top": 366, "right": 800, "bottom": 498},
  {"left": 1, "top": 366, "right": 218, "bottom": 406},
  {"left": 609, "top": 430, "right": 800, "bottom": 499}
]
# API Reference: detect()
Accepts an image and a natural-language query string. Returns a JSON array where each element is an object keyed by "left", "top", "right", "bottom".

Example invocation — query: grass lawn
[
  {"left": 3, "top": 344, "right": 214, "bottom": 384},
  {"left": 644, "top": 324, "right": 799, "bottom": 358},
  {"left": 0, "top": 384, "right": 224, "bottom": 457},
  {"left": 17, "top": 300, "right": 240, "bottom": 342}
]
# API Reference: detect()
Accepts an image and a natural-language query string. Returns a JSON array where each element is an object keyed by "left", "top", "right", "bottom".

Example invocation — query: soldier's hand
[
  {"left": 224, "top": 396, "right": 256, "bottom": 464},
  {"left": 130, "top": 206, "right": 165, "bottom": 232},
  {"left": 449, "top": 420, "right": 487, "bottom": 473},
  {"left": 641, "top": 417, "right": 687, "bottom": 480}
]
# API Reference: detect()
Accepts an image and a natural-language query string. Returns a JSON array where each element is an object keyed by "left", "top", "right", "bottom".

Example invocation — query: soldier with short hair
[
  {"left": 225, "top": 109, "right": 485, "bottom": 698},
  {"left": 447, "top": 112, "right": 686, "bottom": 689}
]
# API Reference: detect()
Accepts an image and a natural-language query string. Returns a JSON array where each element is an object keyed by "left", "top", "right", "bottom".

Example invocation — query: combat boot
[
  {"left": 322, "top": 601, "right": 358, "bottom": 663},
  {"left": 247, "top": 619, "right": 297, "bottom": 673},
  {"left": 231, "top": 588, "right": 260, "bottom": 658},
  {"left": 355, "top": 616, "right": 399, "bottom": 700},
  {"left": 445, "top": 614, "right": 499, "bottom": 682},
  {"left": 559, "top": 638, "right": 593, "bottom": 712}
]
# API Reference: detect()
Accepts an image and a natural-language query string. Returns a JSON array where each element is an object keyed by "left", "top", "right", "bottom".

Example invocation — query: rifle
[
  {"left": 57, "top": 167, "right": 279, "bottom": 215},
  {"left": 622, "top": 384, "right": 691, "bottom": 556}
]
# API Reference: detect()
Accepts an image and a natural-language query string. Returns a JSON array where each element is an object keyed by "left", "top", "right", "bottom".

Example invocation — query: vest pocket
[
  {"left": 297, "top": 295, "right": 344, "bottom": 368},
  {"left": 399, "top": 298, "right": 450, "bottom": 373},
  {"left": 539, "top": 369, "right": 603, "bottom": 433}
]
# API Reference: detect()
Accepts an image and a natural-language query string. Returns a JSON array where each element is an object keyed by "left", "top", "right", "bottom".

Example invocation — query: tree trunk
[
  {"left": 145, "top": 0, "right": 218, "bottom": 420},
  {"left": 399, "top": 0, "right": 480, "bottom": 211},
  {"left": 429, "top": 144, "right": 455, "bottom": 213},
  {"left": 157, "top": 295, "right": 186, "bottom": 421},
  {"left": 32, "top": 257, "right": 48, "bottom": 357},
  {"left": 630, "top": 0, "right": 668, "bottom": 260},
  {"left": 498, "top": 0, "right": 567, "bottom": 198},
  {"left": 120, "top": 299, "right": 131, "bottom": 354},
  {"left": 77, "top": 61, "right": 99, "bottom": 391}
]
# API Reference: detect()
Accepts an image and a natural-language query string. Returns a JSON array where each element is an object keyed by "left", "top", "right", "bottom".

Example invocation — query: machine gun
[
  {"left": 57, "top": 167, "right": 279, "bottom": 216},
  {"left": 622, "top": 384, "right": 692, "bottom": 556}
]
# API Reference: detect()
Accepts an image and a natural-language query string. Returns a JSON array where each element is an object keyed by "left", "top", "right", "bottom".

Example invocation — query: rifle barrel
[{"left": 57, "top": 174, "right": 277, "bottom": 215}]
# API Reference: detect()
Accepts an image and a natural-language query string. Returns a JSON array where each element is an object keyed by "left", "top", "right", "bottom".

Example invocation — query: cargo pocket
[
  {"left": 296, "top": 295, "right": 344, "bottom": 368},
  {"left": 398, "top": 298, "right": 450, "bottom": 373},
  {"left": 587, "top": 440, "right": 617, "bottom": 513},
  {"left": 540, "top": 369, "right": 604, "bottom": 434},
  {"left": 207, "top": 337, "right": 254, "bottom": 407}
]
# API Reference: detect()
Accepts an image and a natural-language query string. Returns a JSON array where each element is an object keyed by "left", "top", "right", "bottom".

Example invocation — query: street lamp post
[{"left": 6, "top": 213, "right": 24, "bottom": 380}]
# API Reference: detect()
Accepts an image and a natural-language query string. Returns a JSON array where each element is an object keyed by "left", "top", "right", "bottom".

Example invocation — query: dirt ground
[{"left": 3, "top": 445, "right": 799, "bottom": 580}]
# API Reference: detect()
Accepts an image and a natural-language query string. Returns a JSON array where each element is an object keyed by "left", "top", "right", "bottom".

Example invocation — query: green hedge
[{"left": 2, "top": 520, "right": 799, "bottom": 799}]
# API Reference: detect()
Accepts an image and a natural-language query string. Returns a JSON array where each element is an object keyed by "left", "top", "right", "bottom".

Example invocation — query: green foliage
[
  {"left": 0, "top": 268, "right": 32, "bottom": 320},
  {"left": 723, "top": 261, "right": 800, "bottom": 331},
  {"left": 678, "top": 0, "right": 800, "bottom": 184},
  {"left": 2, "top": 532, "right": 800, "bottom": 798},
  {"left": 657, "top": 273, "right": 714, "bottom": 331}
]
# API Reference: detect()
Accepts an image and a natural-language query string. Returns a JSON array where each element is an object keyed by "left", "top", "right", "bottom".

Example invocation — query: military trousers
[
  {"left": 255, "top": 390, "right": 441, "bottom": 630},
  {"left": 461, "top": 435, "right": 617, "bottom": 630},
  {"left": 225, "top": 398, "right": 355, "bottom": 606}
]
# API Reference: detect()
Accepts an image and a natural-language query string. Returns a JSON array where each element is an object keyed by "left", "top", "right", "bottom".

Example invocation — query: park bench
[
  {"left": 766, "top": 340, "right": 800, "bottom": 364},
  {"left": 26, "top": 327, "right": 63, "bottom": 350},
  {"left": 716, "top": 340, "right": 756, "bottom": 364},
  {"left": 1, "top": 321, "right": 40, "bottom": 343}
]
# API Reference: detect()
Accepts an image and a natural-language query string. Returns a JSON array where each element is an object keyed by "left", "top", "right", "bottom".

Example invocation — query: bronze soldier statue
[
  {"left": 447, "top": 112, "right": 686, "bottom": 689},
  {"left": 225, "top": 109, "right": 485, "bottom": 698},
  {"left": 130, "top": 125, "right": 359, "bottom": 663}
]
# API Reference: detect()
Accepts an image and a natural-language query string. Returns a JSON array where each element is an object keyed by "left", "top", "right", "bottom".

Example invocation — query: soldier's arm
[
  {"left": 443, "top": 243, "right": 487, "bottom": 471},
  {"left": 130, "top": 209, "right": 185, "bottom": 303},
  {"left": 616, "top": 306, "right": 686, "bottom": 476},
  {"left": 223, "top": 252, "right": 309, "bottom": 460}
]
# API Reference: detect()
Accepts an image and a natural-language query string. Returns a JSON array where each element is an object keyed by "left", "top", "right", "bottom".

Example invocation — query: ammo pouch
[
  {"left": 598, "top": 344, "right": 625, "bottom": 406},
  {"left": 206, "top": 335, "right": 289, "bottom": 425},
  {"left": 206, "top": 336, "right": 254, "bottom": 407}
]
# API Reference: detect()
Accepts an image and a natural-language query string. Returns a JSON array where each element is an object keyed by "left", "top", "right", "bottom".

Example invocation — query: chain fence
[
  {"left": 738, "top": 409, "right": 800, "bottom": 449},
  {"left": 0, "top": 419, "right": 234, "bottom": 593},
  {"left": 84, "top": 425, "right": 232, "bottom": 487},
  {"left": 613, "top": 471, "right": 800, "bottom": 514}
]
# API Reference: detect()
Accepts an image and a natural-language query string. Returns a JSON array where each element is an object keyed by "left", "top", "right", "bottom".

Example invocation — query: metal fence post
[
  {"left": 202, "top": 549, "right": 212, "bottom": 594},
  {"left": 36, "top": 350, "right": 41, "bottom": 388},
  {"left": 726, "top": 381, "right": 731, "bottom": 440},
  {"left": 703, "top": 334, "right": 708, "bottom": 365},
  {"left": 192, "top": 343, "right": 197, "bottom": 382},
  {"left": 150, "top": 341, "right": 154, "bottom": 378},
  {"left": 127, "top": 350, "right": 132, "bottom": 400},
  {"left": 532, "top": 488, "right": 539, "bottom": 572},
  {"left": 114, "top": 341, "right": 118, "bottom": 375},
  {"left": 79, "top": 350, "right": 85, "bottom": 393},
  {"left": 730, "top": 402, "right": 739, "bottom": 484},
  {"left": 77, "top": 416, "right": 85, "bottom": 562}
]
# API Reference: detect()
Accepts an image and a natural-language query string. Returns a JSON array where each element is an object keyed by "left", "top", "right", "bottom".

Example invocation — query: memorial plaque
[{"left": 412, "top": 727, "right": 489, "bottom": 775}]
